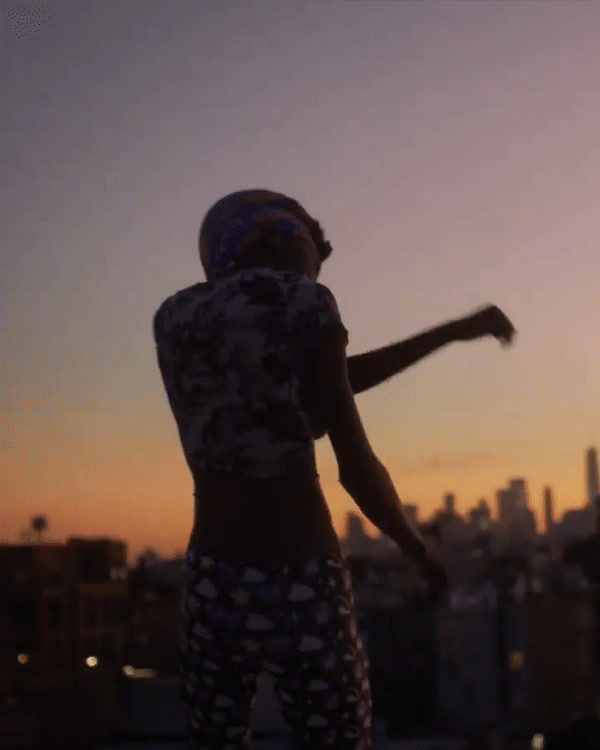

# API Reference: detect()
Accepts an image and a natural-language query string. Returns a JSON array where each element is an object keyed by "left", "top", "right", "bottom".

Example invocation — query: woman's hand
[
  {"left": 417, "top": 548, "right": 449, "bottom": 602},
  {"left": 454, "top": 305, "right": 516, "bottom": 347}
]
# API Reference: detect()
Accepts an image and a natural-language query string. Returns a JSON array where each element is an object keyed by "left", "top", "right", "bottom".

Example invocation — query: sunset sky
[{"left": 2, "top": 1, "right": 598, "bottom": 565}]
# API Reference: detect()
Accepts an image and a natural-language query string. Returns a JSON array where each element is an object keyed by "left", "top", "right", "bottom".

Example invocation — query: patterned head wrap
[{"left": 199, "top": 189, "right": 315, "bottom": 277}]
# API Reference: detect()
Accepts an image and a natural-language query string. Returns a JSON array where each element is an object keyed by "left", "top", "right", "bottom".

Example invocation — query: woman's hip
[{"left": 178, "top": 547, "right": 361, "bottom": 649}]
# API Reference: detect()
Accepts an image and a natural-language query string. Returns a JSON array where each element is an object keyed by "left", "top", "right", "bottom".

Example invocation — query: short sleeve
[
  {"left": 294, "top": 281, "right": 349, "bottom": 348},
  {"left": 153, "top": 296, "right": 174, "bottom": 345},
  {"left": 152, "top": 304, "right": 165, "bottom": 344},
  {"left": 315, "top": 283, "right": 349, "bottom": 344}
]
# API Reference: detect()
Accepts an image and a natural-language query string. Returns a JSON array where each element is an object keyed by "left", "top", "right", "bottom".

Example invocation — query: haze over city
[{"left": 2, "top": 1, "right": 598, "bottom": 563}]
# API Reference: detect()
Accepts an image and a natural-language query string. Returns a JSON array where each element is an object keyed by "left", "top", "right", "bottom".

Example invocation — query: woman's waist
[
  {"left": 192, "top": 471, "right": 326, "bottom": 519},
  {"left": 188, "top": 432, "right": 318, "bottom": 476},
  {"left": 191, "top": 462, "right": 333, "bottom": 535},
  {"left": 192, "top": 453, "right": 320, "bottom": 497},
  {"left": 189, "top": 477, "right": 340, "bottom": 564}
]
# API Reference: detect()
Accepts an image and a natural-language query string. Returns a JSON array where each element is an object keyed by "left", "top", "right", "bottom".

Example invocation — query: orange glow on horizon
[{"left": 2, "top": 439, "right": 594, "bottom": 564}]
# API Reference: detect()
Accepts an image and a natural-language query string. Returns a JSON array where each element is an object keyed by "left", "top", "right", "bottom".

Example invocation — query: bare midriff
[{"left": 188, "top": 453, "right": 341, "bottom": 563}]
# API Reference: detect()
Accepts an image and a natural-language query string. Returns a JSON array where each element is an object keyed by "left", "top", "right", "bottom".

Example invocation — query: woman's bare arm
[
  {"left": 313, "top": 327, "right": 429, "bottom": 564},
  {"left": 346, "top": 321, "right": 459, "bottom": 395},
  {"left": 346, "top": 305, "right": 516, "bottom": 395}
]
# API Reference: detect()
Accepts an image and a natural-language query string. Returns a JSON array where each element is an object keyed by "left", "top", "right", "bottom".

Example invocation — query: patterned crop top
[{"left": 153, "top": 267, "right": 349, "bottom": 480}]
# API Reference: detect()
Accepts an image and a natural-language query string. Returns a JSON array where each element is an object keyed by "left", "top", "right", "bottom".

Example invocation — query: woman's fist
[{"left": 455, "top": 305, "right": 516, "bottom": 347}]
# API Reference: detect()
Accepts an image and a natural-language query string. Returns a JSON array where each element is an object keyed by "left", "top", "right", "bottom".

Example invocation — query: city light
[
  {"left": 531, "top": 733, "right": 545, "bottom": 750},
  {"left": 85, "top": 656, "right": 98, "bottom": 667},
  {"left": 510, "top": 651, "right": 524, "bottom": 671},
  {"left": 122, "top": 665, "right": 157, "bottom": 679},
  {"left": 17, "top": 653, "right": 29, "bottom": 665}
]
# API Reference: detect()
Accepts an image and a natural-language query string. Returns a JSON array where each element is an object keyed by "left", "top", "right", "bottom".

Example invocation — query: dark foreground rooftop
[{"left": 94, "top": 674, "right": 469, "bottom": 750}]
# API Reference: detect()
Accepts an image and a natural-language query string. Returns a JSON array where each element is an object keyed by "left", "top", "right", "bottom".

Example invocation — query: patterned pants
[{"left": 178, "top": 548, "right": 372, "bottom": 749}]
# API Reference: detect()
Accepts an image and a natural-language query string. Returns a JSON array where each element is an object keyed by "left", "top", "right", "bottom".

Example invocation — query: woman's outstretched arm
[{"left": 346, "top": 305, "right": 516, "bottom": 396}]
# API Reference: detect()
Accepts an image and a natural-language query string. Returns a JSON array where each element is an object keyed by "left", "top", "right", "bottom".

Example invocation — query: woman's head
[{"left": 199, "top": 189, "right": 333, "bottom": 281}]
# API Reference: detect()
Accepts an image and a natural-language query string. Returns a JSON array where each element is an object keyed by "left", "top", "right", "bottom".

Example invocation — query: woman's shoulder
[
  {"left": 290, "top": 276, "right": 340, "bottom": 311},
  {"left": 153, "top": 282, "right": 209, "bottom": 337},
  {"left": 155, "top": 282, "right": 208, "bottom": 312},
  {"left": 291, "top": 278, "right": 348, "bottom": 345}
]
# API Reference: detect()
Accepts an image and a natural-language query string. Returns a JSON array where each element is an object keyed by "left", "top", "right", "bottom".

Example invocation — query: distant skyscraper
[
  {"left": 497, "top": 488, "right": 513, "bottom": 525},
  {"left": 444, "top": 493, "right": 455, "bottom": 515},
  {"left": 346, "top": 511, "right": 365, "bottom": 540},
  {"left": 586, "top": 447, "right": 599, "bottom": 507},
  {"left": 469, "top": 499, "right": 491, "bottom": 533},
  {"left": 509, "top": 478, "right": 528, "bottom": 510},
  {"left": 557, "top": 508, "right": 593, "bottom": 546},
  {"left": 544, "top": 487, "right": 554, "bottom": 534},
  {"left": 344, "top": 511, "right": 373, "bottom": 556},
  {"left": 497, "top": 482, "right": 527, "bottom": 524},
  {"left": 497, "top": 479, "right": 534, "bottom": 550},
  {"left": 587, "top": 447, "right": 600, "bottom": 533}
]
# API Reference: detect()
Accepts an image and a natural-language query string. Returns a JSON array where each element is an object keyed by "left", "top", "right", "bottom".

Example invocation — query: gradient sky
[{"left": 2, "top": 1, "right": 598, "bottom": 564}]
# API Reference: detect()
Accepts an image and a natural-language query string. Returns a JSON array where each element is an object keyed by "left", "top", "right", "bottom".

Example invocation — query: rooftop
[{"left": 94, "top": 675, "right": 472, "bottom": 750}]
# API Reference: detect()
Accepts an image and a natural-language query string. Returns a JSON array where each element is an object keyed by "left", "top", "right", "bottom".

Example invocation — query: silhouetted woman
[{"left": 153, "top": 189, "right": 515, "bottom": 749}]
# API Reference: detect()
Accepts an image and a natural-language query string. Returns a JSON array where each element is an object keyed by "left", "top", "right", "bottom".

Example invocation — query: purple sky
[{"left": 2, "top": 1, "right": 598, "bottom": 560}]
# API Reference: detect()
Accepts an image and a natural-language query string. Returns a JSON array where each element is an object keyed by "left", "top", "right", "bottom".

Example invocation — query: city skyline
[
  {"left": 11, "top": 445, "right": 598, "bottom": 562},
  {"left": 4, "top": 508, "right": 598, "bottom": 746},
  {"left": 348, "top": 446, "right": 599, "bottom": 541},
  {"left": 2, "top": 2, "right": 599, "bottom": 560}
]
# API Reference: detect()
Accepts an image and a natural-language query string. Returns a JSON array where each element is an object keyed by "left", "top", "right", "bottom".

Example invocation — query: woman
[{"left": 153, "top": 189, "right": 516, "bottom": 749}]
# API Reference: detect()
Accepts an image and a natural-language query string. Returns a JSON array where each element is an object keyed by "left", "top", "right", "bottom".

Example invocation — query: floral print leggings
[{"left": 178, "top": 548, "right": 372, "bottom": 749}]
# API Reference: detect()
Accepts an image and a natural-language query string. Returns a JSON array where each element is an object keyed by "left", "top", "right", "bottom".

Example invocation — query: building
[
  {"left": 437, "top": 599, "right": 502, "bottom": 733},
  {"left": 509, "top": 479, "right": 528, "bottom": 512},
  {"left": 586, "top": 447, "right": 599, "bottom": 530},
  {"left": 525, "top": 590, "right": 599, "bottom": 734},
  {"left": 497, "top": 480, "right": 528, "bottom": 524},
  {"left": 495, "top": 480, "right": 537, "bottom": 554},
  {"left": 359, "top": 601, "right": 439, "bottom": 739},
  {"left": 1, "top": 539, "right": 129, "bottom": 688},
  {"left": 444, "top": 493, "right": 455, "bottom": 516},
  {"left": 66, "top": 537, "right": 129, "bottom": 583},
  {"left": 543, "top": 488, "right": 561, "bottom": 560},
  {"left": 543, "top": 487, "right": 554, "bottom": 534},
  {"left": 431, "top": 510, "right": 469, "bottom": 546},
  {"left": 0, "top": 538, "right": 130, "bottom": 748},
  {"left": 469, "top": 499, "right": 492, "bottom": 536},
  {"left": 507, "top": 508, "right": 537, "bottom": 552},
  {"left": 587, "top": 447, "right": 599, "bottom": 507},
  {"left": 343, "top": 511, "right": 376, "bottom": 557},
  {"left": 557, "top": 507, "right": 594, "bottom": 546},
  {"left": 126, "top": 558, "right": 184, "bottom": 676},
  {"left": 441, "top": 541, "right": 488, "bottom": 588},
  {"left": 434, "top": 565, "right": 531, "bottom": 738},
  {"left": 496, "top": 489, "right": 514, "bottom": 527}
]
